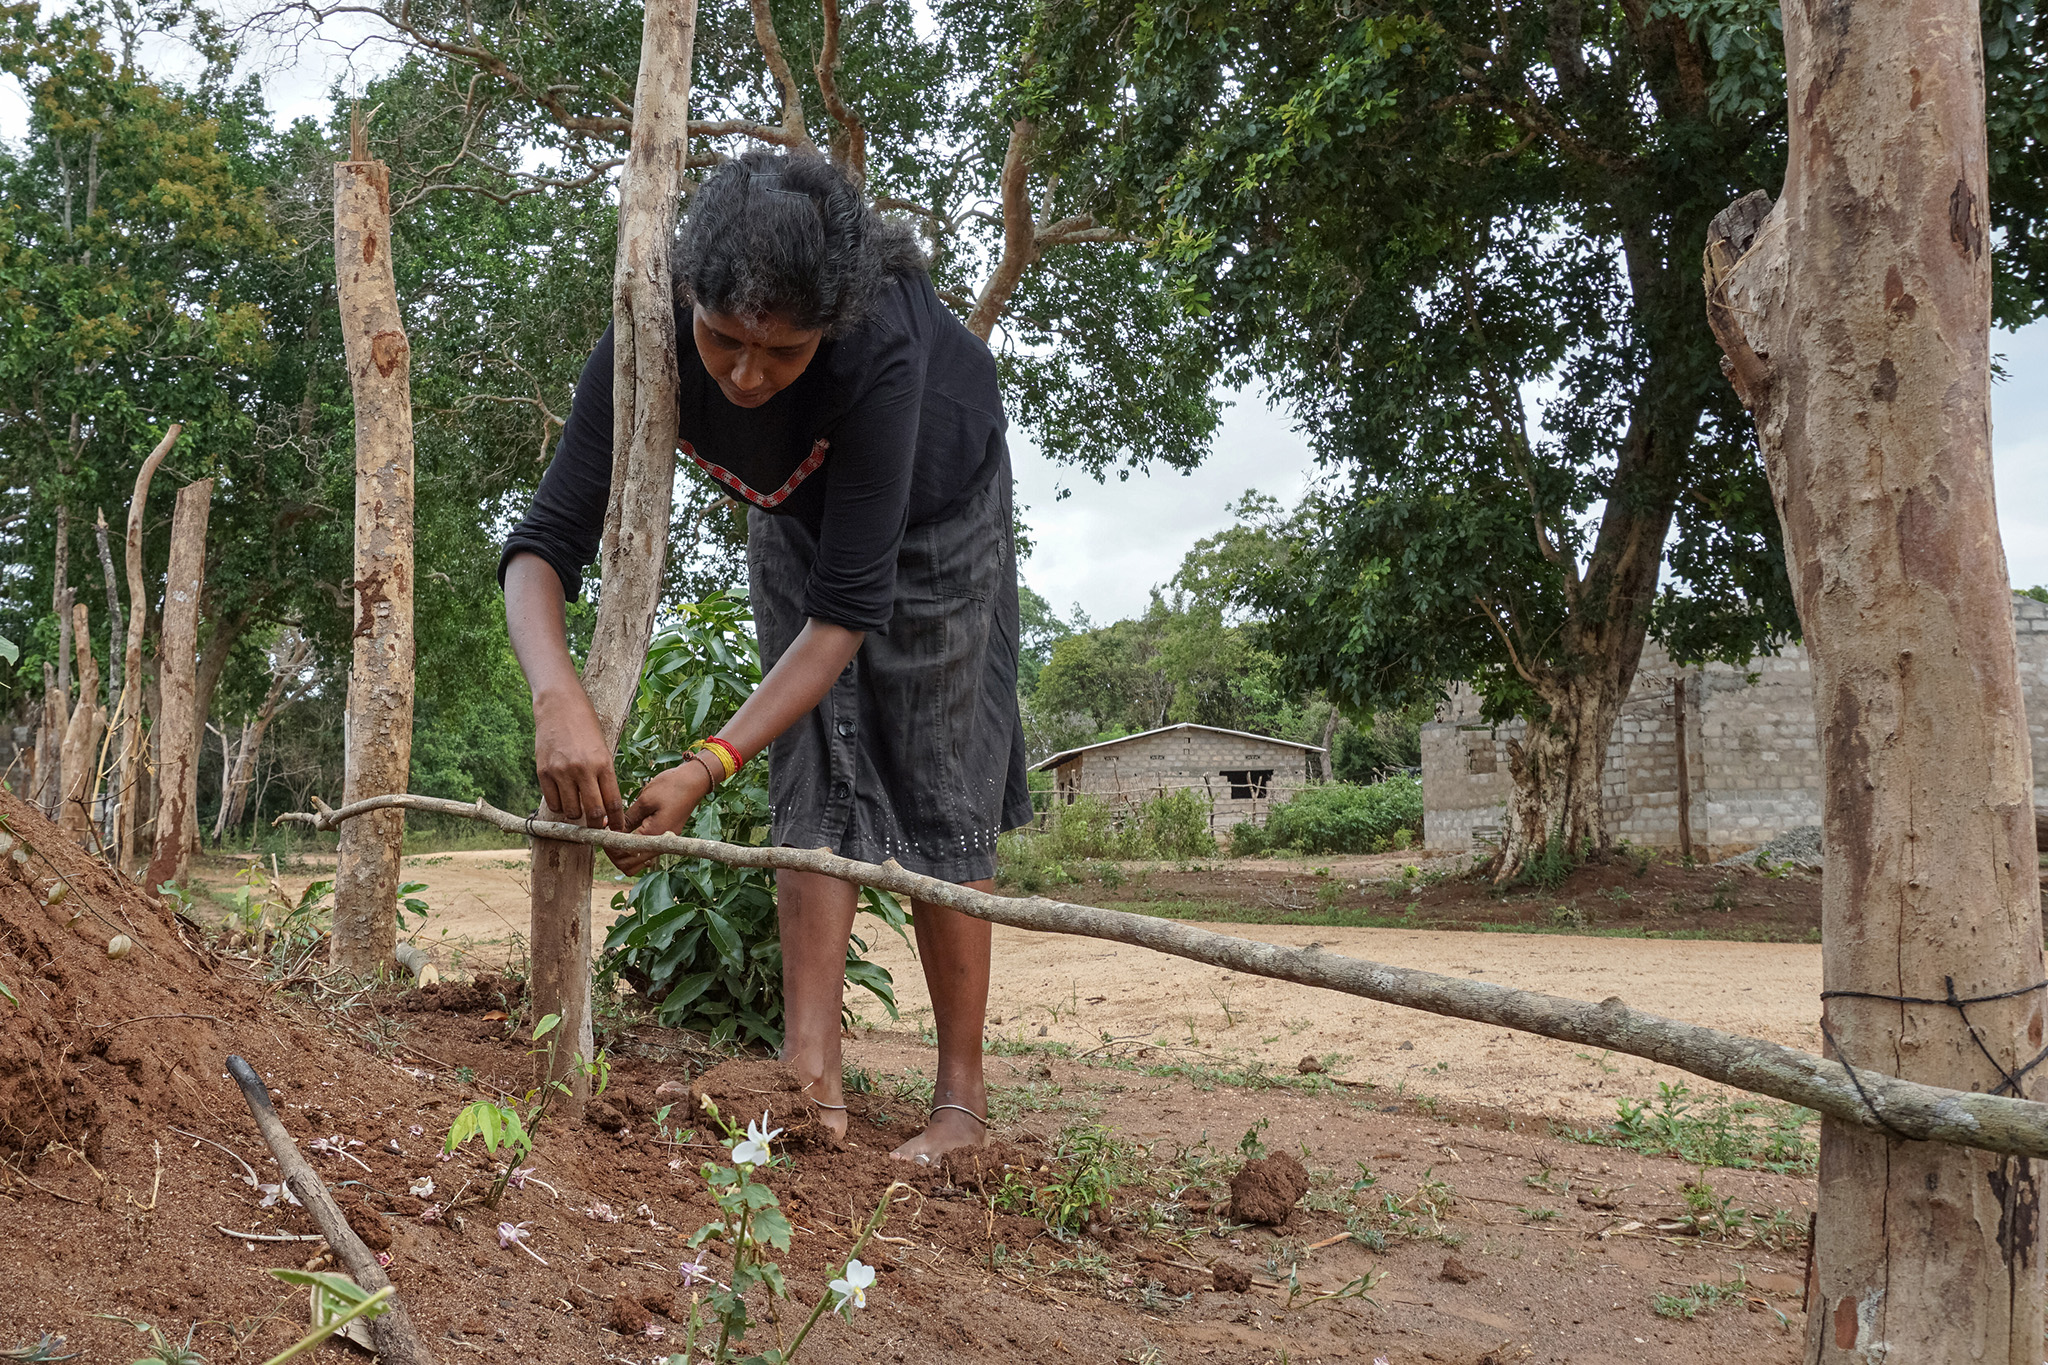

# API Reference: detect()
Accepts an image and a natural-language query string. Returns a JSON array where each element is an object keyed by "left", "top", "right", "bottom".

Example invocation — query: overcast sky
[{"left": 7, "top": 29, "right": 2045, "bottom": 626}]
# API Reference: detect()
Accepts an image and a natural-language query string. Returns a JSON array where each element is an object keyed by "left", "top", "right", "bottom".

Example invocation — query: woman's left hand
[{"left": 614, "top": 759, "right": 715, "bottom": 875}]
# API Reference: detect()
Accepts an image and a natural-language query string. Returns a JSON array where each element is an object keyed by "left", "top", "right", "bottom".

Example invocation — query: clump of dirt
[
  {"left": 1211, "top": 1260, "right": 1253, "bottom": 1293},
  {"left": 392, "top": 971, "right": 522, "bottom": 1013},
  {"left": 690, "top": 1056, "right": 838, "bottom": 1149},
  {"left": 0, "top": 793, "right": 246, "bottom": 1158},
  {"left": 1229, "top": 1151, "right": 1310, "bottom": 1225}
]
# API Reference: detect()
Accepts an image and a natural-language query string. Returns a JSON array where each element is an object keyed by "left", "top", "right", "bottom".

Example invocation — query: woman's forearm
[
  {"left": 504, "top": 551, "right": 624, "bottom": 826},
  {"left": 721, "top": 619, "right": 865, "bottom": 762},
  {"left": 503, "top": 552, "right": 583, "bottom": 702}
]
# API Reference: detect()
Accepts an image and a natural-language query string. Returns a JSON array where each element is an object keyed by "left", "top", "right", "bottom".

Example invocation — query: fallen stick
[
  {"left": 282, "top": 793, "right": 2048, "bottom": 1162},
  {"left": 225, "top": 1055, "right": 436, "bottom": 1365},
  {"left": 218, "top": 1225, "right": 327, "bottom": 1243}
]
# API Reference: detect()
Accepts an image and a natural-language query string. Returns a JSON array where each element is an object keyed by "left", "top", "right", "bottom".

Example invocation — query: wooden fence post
[
  {"left": 146, "top": 478, "right": 212, "bottom": 891},
  {"left": 57, "top": 601, "right": 102, "bottom": 845},
  {"left": 1704, "top": 0, "right": 2045, "bottom": 1354},
  {"left": 527, "top": 0, "right": 696, "bottom": 1106},
  {"left": 116, "top": 426, "right": 178, "bottom": 874},
  {"left": 331, "top": 126, "right": 418, "bottom": 977}
]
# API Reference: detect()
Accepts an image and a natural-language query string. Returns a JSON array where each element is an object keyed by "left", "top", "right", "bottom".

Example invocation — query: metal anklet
[
  {"left": 930, "top": 1103, "right": 986, "bottom": 1126},
  {"left": 800, "top": 1081, "right": 848, "bottom": 1113}
]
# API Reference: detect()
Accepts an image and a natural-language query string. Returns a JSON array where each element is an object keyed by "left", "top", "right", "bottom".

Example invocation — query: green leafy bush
[
  {"left": 599, "top": 592, "right": 902, "bottom": 1047},
  {"left": 997, "top": 790, "right": 1218, "bottom": 889},
  {"left": 1252, "top": 776, "right": 1424, "bottom": 855}
]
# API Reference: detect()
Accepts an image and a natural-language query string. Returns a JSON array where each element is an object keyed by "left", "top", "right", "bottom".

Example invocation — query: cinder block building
[
  {"left": 1031, "top": 724, "right": 1327, "bottom": 829},
  {"left": 1422, "top": 591, "right": 2048, "bottom": 856}
]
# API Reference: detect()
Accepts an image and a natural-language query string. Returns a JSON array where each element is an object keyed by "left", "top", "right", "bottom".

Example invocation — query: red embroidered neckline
[{"left": 684, "top": 438, "right": 829, "bottom": 509}]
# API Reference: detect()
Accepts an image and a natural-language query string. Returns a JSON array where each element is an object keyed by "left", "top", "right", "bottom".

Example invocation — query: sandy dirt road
[{"left": 199, "top": 847, "right": 1822, "bottom": 1124}]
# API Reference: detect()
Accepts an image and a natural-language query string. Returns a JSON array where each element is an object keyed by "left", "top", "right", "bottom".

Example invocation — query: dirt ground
[
  {"left": 192, "top": 848, "right": 1824, "bottom": 1126},
  {"left": 4, "top": 785, "right": 1822, "bottom": 1365}
]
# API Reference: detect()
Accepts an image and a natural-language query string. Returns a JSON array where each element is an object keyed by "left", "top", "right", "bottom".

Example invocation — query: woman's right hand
[{"left": 533, "top": 685, "right": 626, "bottom": 828}]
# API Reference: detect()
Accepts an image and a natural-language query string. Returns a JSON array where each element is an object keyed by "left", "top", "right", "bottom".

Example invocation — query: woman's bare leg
[
  {"left": 776, "top": 868, "right": 858, "bottom": 1143},
  {"left": 889, "top": 880, "right": 993, "bottom": 1164}
]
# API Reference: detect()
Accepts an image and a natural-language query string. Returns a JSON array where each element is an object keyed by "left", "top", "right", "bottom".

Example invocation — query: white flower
[
  {"left": 729, "top": 1114, "right": 782, "bottom": 1168},
  {"left": 829, "top": 1258, "right": 876, "bottom": 1313},
  {"left": 409, "top": 1176, "right": 435, "bottom": 1197},
  {"left": 498, "top": 1220, "right": 549, "bottom": 1265},
  {"left": 679, "top": 1252, "right": 710, "bottom": 1288},
  {"left": 506, "top": 1166, "right": 537, "bottom": 1190},
  {"left": 408, "top": 1124, "right": 424, "bottom": 1137},
  {"left": 586, "top": 1202, "right": 621, "bottom": 1223}
]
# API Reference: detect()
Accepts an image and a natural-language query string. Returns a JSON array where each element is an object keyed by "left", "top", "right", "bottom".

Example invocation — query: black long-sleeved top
[{"left": 499, "top": 269, "right": 1006, "bottom": 631}]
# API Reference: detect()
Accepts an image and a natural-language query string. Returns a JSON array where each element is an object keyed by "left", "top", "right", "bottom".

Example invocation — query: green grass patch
[{"left": 1570, "top": 1082, "right": 1817, "bottom": 1174}]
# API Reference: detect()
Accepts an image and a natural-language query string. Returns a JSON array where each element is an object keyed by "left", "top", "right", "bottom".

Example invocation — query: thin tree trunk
[
  {"left": 57, "top": 601, "right": 103, "bottom": 845},
  {"left": 53, "top": 506, "right": 71, "bottom": 707},
  {"left": 34, "top": 661, "right": 63, "bottom": 817},
  {"left": 527, "top": 0, "right": 695, "bottom": 1109},
  {"left": 331, "top": 138, "right": 418, "bottom": 978},
  {"left": 93, "top": 509, "right": 122, "bottom": 711},
  {"left": 117, "top": 425, "right": 179, "bottom": 873},
  {"left": 1704, "top": 1, "right": 2043, "bottom": 1354},
  {"left": 188, "top": 607, "right": 251, "bottom": 855},
  {"left": 146, "top": 478, "right": 212, "bottom": 890},
  {"left": 214, "top": 632, "right": 311, "bottom": 842}
]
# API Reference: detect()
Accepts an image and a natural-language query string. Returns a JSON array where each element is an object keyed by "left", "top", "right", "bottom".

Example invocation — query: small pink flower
[
  {"left": 666, "top": 1158, "right": 682, "bottom": 1171},
  {"left": 408, "top": 1125, "right": 424, "bottom": 1137},
  {"left": 507, "top": 1166, "right": 538, "bottom": 1190},
  {"left": 679, "top": 1252, "right": 711, "bottom": 1287},
  {"left": 419, "top": 1203, "right": 444, "bottom": 1223},
  {"left": 498, "top": 1220, "right": 549, "bottom": 1265},
  {"left": 376, "top": 1252, "right": 393, "bottom": 1268},
  {"left": 585, "top": 1202, "right": 620, "bottom": 1223},
  {"left": 643, "top": 1324, "right": 665, "bottom": 1339}
]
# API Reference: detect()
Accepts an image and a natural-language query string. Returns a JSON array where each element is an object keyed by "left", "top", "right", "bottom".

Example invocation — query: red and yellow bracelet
[{"left": 691, "top": 736, "right": 744, "bottom": 783}]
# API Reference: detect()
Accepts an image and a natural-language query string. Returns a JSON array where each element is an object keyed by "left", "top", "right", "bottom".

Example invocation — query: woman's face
[{"left": 692, "top": 305, "right": 824, "bottom": 409}]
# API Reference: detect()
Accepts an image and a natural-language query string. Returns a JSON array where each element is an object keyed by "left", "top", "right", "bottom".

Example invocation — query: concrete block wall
[
  {"left": 1053, "top": 726, "right": 1321, "bottom": 828},
  {"left": 1422, "top": 593, "right": 2048, "bottom": 855}
]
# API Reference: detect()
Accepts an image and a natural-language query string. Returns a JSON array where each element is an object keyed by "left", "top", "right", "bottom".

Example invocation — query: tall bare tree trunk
[
  {"left": 116, "top": 425, "right": 179, "bottom": 874},
  {"left": 331, "top": 136, "right": 418, "bottom": 978},
  {"left": 93, "top": 509, "right": 123, "bottom": 849},
  {"left": 146, "top": 478, "right": 212, "bottom": 891},
  {"left": 1705, "top": 1, "right": 2044, "bottom": 1356},
  {"left": 57, "top": 602, "right": 103, "bottom": 845},
  {"left": 527, "top": 0, "right": 695, "bottom": 1107},
  {"left": 52, "top": 507, "right": 71, "bottom": 711}
]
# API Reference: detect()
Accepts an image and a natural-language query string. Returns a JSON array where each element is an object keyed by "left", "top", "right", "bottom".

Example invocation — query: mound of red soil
[
  {"left": 1228, "top": 1152, "right": 1310, "bottom": 1225},
  {"left": 0, "top": 793, "right": 248, "bottom": 1158}
]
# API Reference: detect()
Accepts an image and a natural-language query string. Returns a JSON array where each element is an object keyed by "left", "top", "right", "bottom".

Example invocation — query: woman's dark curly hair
[{"left": 673, "top": 150, "right": 925, "bottom": 338}]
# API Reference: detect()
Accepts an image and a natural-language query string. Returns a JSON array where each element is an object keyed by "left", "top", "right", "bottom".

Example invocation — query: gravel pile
[{"left": 1718, "top": 824, "right": 1823, "bottom": 869}]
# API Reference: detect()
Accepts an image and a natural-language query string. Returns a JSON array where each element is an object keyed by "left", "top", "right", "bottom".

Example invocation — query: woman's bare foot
[
  {"left": 794, "top": 1075, "right": 850, "bottom": 1145},
  {"left": 889, "top": 1097, "right": 987, "bottom": 1165}
]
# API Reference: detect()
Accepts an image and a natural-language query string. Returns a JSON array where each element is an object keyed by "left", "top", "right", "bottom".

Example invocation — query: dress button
[
  {"left": 836, "top": 719, "right": 855, "bottom": 739},
  {"left": 832, "top": 781, "right": 850, "bottom": 800}
]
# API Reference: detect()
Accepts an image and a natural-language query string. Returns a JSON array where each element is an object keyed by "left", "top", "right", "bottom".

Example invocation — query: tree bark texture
[
  {"left": 57, "top": 601, "right": 102, "bottom": 845},
  {"left": 524, "top": 0, "right": 695, "bottom": 1109},
  {"left": 1704, "top": 3, "right": 2043, "bottom": 1357},
  {"left": 34, "top": 663, "right": 63, "bottom": 817},
  {"left": 146, "top": 478, "right": 211, "bottom": 891},
  {"left": 117, "top": 425, "right": 178, "bottom": 873},
  {"left": 332, "top": 156, "right": 418, "bottom": 978},
  {"left": 289, "top": 792, "right": 2048, "bottom": 1163}
]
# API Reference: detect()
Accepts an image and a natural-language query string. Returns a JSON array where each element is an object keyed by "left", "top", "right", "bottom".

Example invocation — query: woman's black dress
[{"left": 500, "top": 269, "right": 1032, "bottom": 881}]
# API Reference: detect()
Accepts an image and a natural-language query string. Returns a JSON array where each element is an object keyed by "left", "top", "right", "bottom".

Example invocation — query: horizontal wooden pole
[{"left": 283, "top": 792, "right": 2048, "bottom": 1160}]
